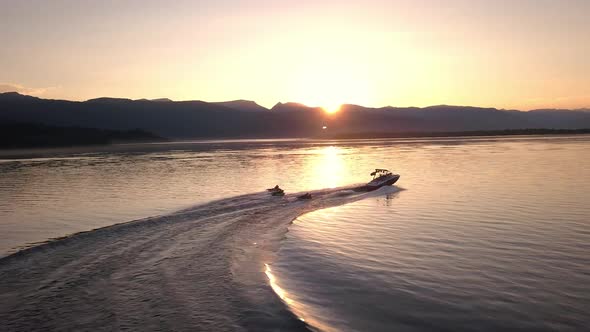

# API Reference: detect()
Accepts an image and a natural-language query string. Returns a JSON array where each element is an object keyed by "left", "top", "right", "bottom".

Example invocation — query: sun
[
  {"left": 288, "top": 62, "right": 371, "bottom": 116},
  {"left": 323, "top": 103, "right": 342, "bottom": 114}
]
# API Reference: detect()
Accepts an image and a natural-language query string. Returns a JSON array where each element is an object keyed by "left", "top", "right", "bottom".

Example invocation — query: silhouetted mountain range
[{"left": 1, "top": 92, "right": 589, "bottom": 139}]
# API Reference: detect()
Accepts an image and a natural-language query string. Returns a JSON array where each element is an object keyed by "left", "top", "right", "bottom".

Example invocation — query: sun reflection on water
[{"left": 309, "top": 146, "right": 345, "bottom": 189}]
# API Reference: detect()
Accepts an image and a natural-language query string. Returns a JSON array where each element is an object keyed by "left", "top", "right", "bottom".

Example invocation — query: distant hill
[
  {"left": 1, "top": 92, "right": 590, "bottom": 139},
  {"left": 270, "top": 102, "right": 324, "bottom": 113},
  {"left": 86, "top": 97, "right": 134, "bottom": 103},
  {"left": 212, "top": 100, "right": 268, "bottom": 112},
  {"left": 136, "top": 98, "right": 173, "bottom": 103},
  {"left": 0, "top": 123, "right": 164, "bottom": 149}
]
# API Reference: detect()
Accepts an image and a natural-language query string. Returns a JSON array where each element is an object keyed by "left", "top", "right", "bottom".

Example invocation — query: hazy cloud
[
  {"left": 0, "top": 83, "right": 59, "bottom": 96},
  {"left": 523, "top": 93, "right": 590, "bottom": 110}
]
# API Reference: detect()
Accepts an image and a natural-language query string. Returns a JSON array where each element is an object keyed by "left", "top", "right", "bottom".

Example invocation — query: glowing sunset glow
[
  {"left": 290, "top": 65, "right": 366, "bottom": 114},
  {"left": 0, "top": 1, "right": 589, "bottom": 110},
  {"left": 323, "top": 104, "right": 341, "bottom": 114},
  {"left": 1, "top": 1, "right": 589, "bottom": 331}
]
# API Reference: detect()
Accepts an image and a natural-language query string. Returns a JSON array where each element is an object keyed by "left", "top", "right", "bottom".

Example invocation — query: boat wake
[{"left": 0, "top": 185, "right": 401, "bottom": 331}]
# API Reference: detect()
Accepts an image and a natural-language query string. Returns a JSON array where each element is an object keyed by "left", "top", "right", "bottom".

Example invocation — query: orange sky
[{"left": 1, "top": 0, "right": 589, "bottom": 110}]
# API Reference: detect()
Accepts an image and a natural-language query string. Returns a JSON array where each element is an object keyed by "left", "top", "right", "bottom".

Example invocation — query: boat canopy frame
[{"left": 370, "top": 168, "right": 392, "bottom": 178}]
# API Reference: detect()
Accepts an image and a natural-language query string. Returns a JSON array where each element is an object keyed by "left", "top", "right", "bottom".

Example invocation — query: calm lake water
[{"left": 1, "top": 136, "right": 589, "bottom": 331}]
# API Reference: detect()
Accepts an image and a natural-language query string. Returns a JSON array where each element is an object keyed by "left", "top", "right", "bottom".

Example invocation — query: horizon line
[{"left": 1, "top": 91, "right": 589, "bottom": 113}]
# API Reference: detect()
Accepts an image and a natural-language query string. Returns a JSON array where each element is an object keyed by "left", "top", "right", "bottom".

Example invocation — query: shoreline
[
  {"left": 1, "top": 127, "right": 589, "bottom": 151},
  {"left": 330, "top": 128, "right": 590, "bottom": 140}
]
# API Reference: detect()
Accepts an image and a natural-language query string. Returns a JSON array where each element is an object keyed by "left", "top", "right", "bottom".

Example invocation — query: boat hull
[{"left": 359, "top": 174, "right": 400, "bottom": 192}]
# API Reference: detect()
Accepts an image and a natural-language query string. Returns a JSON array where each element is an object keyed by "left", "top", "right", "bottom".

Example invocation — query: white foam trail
[{"left": 0, "top": 185, "right": 401, "bottom": 331}]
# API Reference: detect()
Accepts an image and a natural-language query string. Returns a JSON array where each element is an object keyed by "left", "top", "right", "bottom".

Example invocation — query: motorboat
[{"left": 364, "top": 169, "right": 400, "bottom": 191}]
